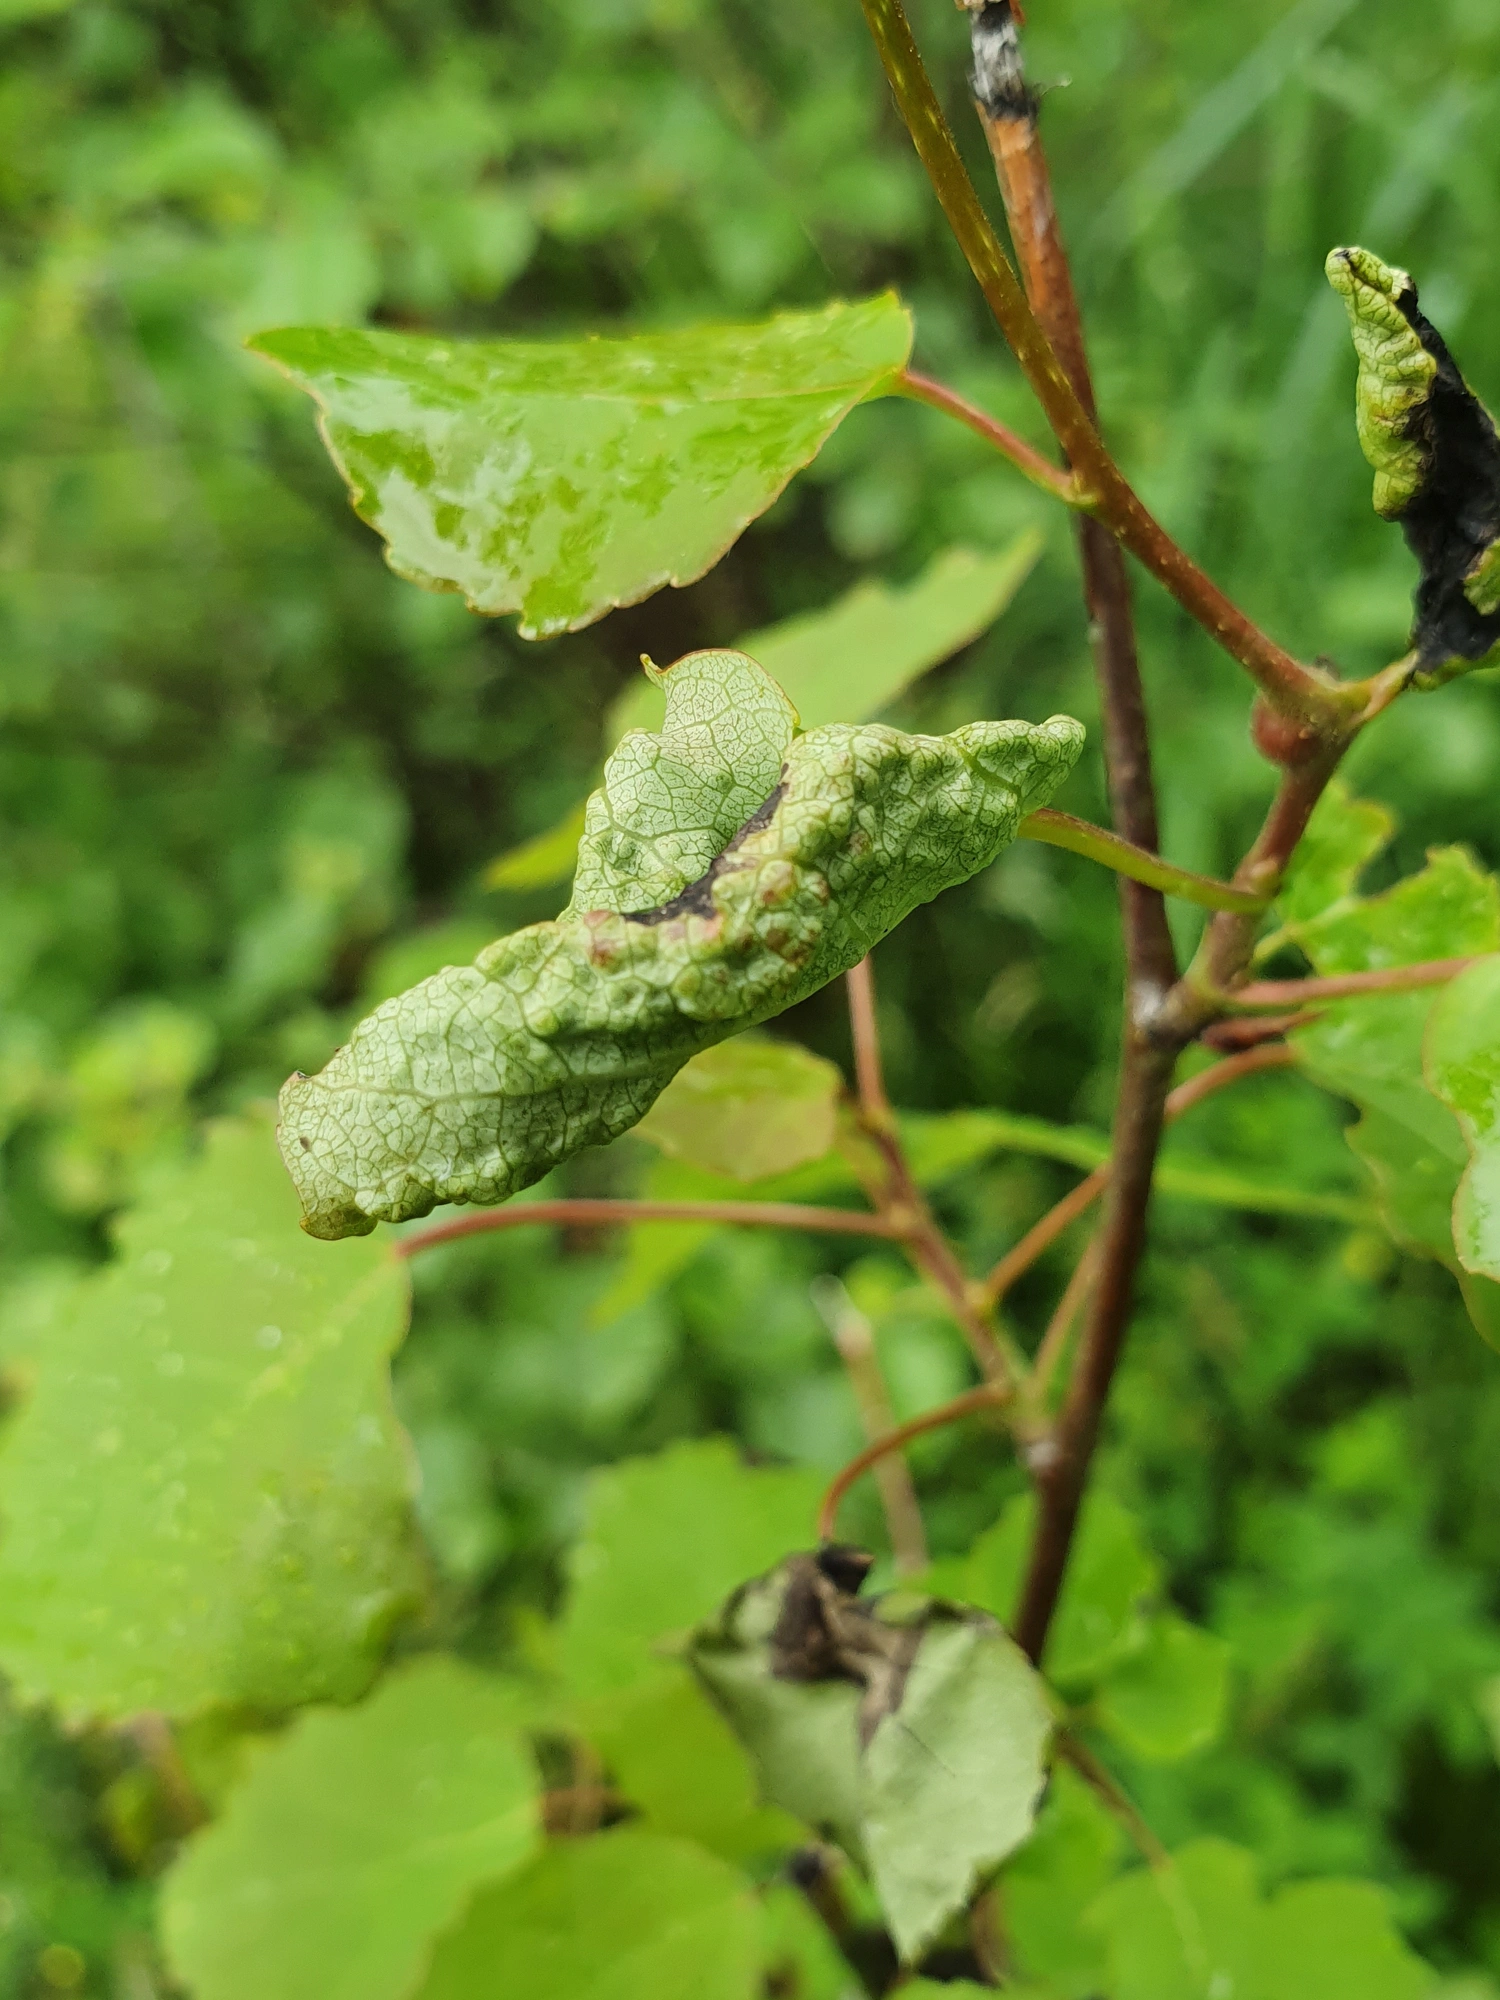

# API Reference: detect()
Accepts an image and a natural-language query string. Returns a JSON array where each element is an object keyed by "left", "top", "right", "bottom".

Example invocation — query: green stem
[{"left": 1019, "top": 809, "right": 1268, "bottom": 913}]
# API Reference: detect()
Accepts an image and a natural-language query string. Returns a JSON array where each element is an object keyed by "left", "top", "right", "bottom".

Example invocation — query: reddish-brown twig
[
  {"left": 1231, "top": 955, "right": 1478, "bottom": 1010},
  {"left": 817, "top": 1382, "right": 1012, "bottom": 1544},
  {"left": 896, "top": 368, "right": 1075, "bottom": 501},
  {"left": 812, "top": 1275, "right": 930, "bottom": 1575},
  {"left": 394, "top": 1197, "right": 904, "bottom": 1260},
  {"left": 980, "top": 1043, "right": 1298, "bottom": 1309}
]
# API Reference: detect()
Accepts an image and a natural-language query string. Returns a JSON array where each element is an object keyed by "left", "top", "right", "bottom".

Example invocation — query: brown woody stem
[
  {"left": 1231, "top": 956, "right": 1478, "bottom": 1009},
  {"left": 855, "top": 0, "right": 1335, "bottom": 724}
]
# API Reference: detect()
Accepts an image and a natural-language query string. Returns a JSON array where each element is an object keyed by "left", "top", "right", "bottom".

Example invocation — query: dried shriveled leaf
[
  {"left": 412, "top": 1829, "right": 761, "bottom": 2000},
  {"left": 0, "top": 1117, "right": 421, "bottom": 1721},
  {"left": 161, "top": 1658, "right": 539, "bottom": 2000},
  {"left": 278, "top": 650, "right": 1082, "bottom": 1238},
  {"left": 689, "top": 1549, "right": 1051, "bottom": 1961},
  {"left": 249, "top": 297, "right": 912, "bottom": 639},
  {"left": 1328, "top": 247, "right": 1500, "bottom": 676}
]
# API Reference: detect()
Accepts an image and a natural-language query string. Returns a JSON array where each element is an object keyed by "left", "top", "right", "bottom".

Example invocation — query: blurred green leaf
[
  {"left": 1292, "top": 834, "right": 1500, "bottom": 1332},
  {"left": 558, "top": 1439, "right": 824, "bottom": 1701},
  {"left": 1088, "top": 1839, "right": 1433, "bottom": 2000},
  {"left": 1095, "top": 1612, "right": 1232, "bottom": 1764},
  {"left": 162, "top": 1658, "right": 539, "bottom": 2000},
  {"left": 0, "top": 1116, "right": 422, "bottom": 1720},
  {"left": 964, "top": 1491, "right": 1161, "bottom": 1689},
  {"left": 250, "top": 298, "right": 913, "bottom": 639},
  {"left": 635, "top": 1036, "right": 842, "bottom": 1183},
  {"left": 1425, "top": 955, "right": 1500, "bottom": 1281},
  {"left": 577, "top": 1669, "right": 799, "bottom": 1861},
  {"left": 608, "top": 535, "right": 1045, "bottom": 744},
  {"left": 1003, "top": 1762, "right": 1124, "bottom": 1996},
  {"left": 412, "top": 1829, "right": 761, "bottom": 2000},
  {"left": 482, "top": 804, "right": 589, "bottom": 894}
]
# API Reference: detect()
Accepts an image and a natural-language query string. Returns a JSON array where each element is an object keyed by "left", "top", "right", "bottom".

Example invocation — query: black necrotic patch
[
  {"left": 624, "top": 779, "right": 786, "bottom": 927},
  {"left": 1391, "top": 281, "right": 1500, "bottom": 668}
]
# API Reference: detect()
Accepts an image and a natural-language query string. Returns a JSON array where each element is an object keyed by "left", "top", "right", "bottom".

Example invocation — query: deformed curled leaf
[
  {"left": 278, "top": 651, "right": 1083, "bottom": 1238},
  {"left": 1327, "top": 246, "right": 1500, "bottom": 677},
  {"left": 688, "top": 1547, "right": 1052, "bottom": 1962}
]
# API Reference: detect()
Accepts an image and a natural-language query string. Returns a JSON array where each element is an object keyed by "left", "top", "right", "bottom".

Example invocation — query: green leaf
[
  {"left": 249, "top": 297, "right": 913, "bottom": 640},
  {"left": 607, "top": 535, "right": 1045, "bottom": 745},
  {"left": 1291, "top": 839, "right": 1500, "bottom": 1331},
  {"left": 578, "top": 1669, "right": 799, "bottom": 1862},
  {"left": 861, "top": 1608, "right": 1052, "bottom": 1961},
  {"left": 278, "top": 649, "right": 1083, "bottom": 1238},
  {"left": 161, "top": 1658, "right": 539, "bottom": 2000},
  {"left": 1272, "top": 779, "right": 1396, "bottom": 937},
  {"left": 1088, "top": 1838, "right": 1433, "bottom": 2000},
  {"left": 689, "top": 1554, "right": 1051, "bottom": 1961},
  {"left": 963, "top": 1491, "right": 1160, "bottom": 1688},
  {"left": 558, "top": 1438, "right": 824, "bottom": 1702},
  {"left": 758, "top": 1883, "right": 859, "bottom": 2000},
  {"left": 412, "top": 1828, "right": 761, "bottom": 2000},
  {"left": 483, "top": 536, "right": 1046, "bottom": 899},
  {"left": 0, "top": 1116, "right": 421, "bottom": 1721},
  {"left": 482, "top": 804, "right": 589, "bottom": 894},
  {"left": 1425, "top": 956, "right": 1500, "bottom": 1282},
  {"left": 635, "top": 1036, "right": 842, "bottom": 1183},
  {"left": 1003, "top": 1762, "right": 1124, "bottom": 1995},
  {"left": 566, "top": 650, "right": 798, "bottom": 919},
  {"left": 1095, "top": 1612, "right": 1232, "bottom": 1763}
]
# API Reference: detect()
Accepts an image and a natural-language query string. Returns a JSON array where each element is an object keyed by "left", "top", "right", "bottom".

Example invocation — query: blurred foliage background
[{"left": 4, "top": 0, "right": 1500, "bottom": 1990}]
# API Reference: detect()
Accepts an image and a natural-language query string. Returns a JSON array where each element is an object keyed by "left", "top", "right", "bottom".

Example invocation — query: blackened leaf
[{"left": 1327, "top": 247, "right": 1500, "bottom": 676}]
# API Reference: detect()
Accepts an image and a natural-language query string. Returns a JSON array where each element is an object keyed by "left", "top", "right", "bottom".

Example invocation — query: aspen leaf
[
  {"left": 0, "top": 1116, "right": 421, "bottom": 1722},
  {"left": 249, "top": 297, "right": 913, "bottom": 639},
  {"left": 161, "top": 1659, "right": 539, "bottom": 2000}
]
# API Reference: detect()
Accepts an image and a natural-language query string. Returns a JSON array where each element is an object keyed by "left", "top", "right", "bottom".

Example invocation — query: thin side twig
[
  {"left": 817, "top": 1382, "right": 1012, "bottom": 1544},
  {"left": 896, "top": 368, "right": 1075, "bottom": 500},
  {"left": 812, "top": 1275, "right": 930, "bottom": 1575},
  {"left": 1057, "top": 1733, "right": 1170, "bottom": 1871},
  {"left": 394, "top": 1197, "right": 904, "bottom": 1260},
  {"left": 980, "top": 1043, "right": 1298, "bottom": 1308},
  {"left": 1027, "top": 1230, "right": 1101, "bottom": 1409},
  {"left": 1231, "top": 955, "right": 1478, "bottom": 1009}
]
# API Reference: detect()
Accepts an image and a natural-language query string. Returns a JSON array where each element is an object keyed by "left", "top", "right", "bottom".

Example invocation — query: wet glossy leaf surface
[
  {"left": 250, "top": 297, "right": 913, "bottom": 638},
  {"left": 161, "top": 1658, "right": 539, "bottom": 2000},
  {"left": 0, "top": 1117, "right": 421, "bottom": 1720}
]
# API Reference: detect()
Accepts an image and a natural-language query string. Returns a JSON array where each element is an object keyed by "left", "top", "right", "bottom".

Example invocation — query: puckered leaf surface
[
  {"left": 0, "top": 1116, "right": 421, "bottom": 1721},
  {"left": 161, "top": 1658, "right": 538, "bottom": 2000},
  {"left": 278, "top": 650, "right": 1083, "bottom": 1238},
  {"left": 249, "top": 297, "right": 913, "bottom": 638}
]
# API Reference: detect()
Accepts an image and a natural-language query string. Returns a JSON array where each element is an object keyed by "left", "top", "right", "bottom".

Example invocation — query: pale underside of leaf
[{"left": 277, "top": 648, "right": 1083, "bottom": 1238}]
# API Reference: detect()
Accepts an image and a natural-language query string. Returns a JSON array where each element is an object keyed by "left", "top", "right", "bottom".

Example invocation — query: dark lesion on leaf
[
  {"left": 966, "top": 0, "right": 1037, "bottom": 123},
  {"left": 1387, "top": 281, "right": 1500, "bottom": 671},
  {"left": 624, "top": 778, "right": 787, "bottom": 927},
  {"left": 771, "top": 1546, "right": 922, "bottom": 1748}
]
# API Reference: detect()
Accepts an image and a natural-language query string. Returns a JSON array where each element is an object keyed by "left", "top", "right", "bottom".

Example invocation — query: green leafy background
[{"left": 5, "top": 0, "right": 1500, "bottom": 1994}]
